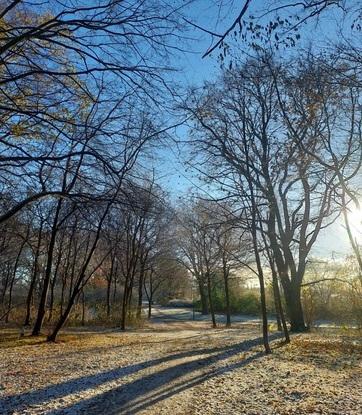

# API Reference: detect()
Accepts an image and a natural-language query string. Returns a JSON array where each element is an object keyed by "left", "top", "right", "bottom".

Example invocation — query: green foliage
[
  {"left": 235, "top": 291, "right": 260, "bottom": 315},
  {"left": 194, "top": 286, "right": 261, "bottom": 315}
]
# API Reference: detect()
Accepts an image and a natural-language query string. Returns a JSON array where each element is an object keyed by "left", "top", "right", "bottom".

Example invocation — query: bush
[
  {"left": 194, "top": 287, "right": 261, "bottom": 315},
  {"left": 236, "top": 292, "right": 260, "bottom": 315},
  {"left": 166, "top": 299, "right": 193, "bottom": 308}
]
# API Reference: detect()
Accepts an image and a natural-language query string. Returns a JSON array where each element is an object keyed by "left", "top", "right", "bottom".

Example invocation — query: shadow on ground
[{"left": 1, "top": 333, "right": 282, "bottom": 414}]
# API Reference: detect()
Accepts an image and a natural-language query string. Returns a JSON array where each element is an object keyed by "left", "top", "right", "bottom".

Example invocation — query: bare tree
[
  {"left": 184, "top": 55, "right": 342, "bottom": 332},
  {"left": 0, "top": 0, "right": 187, "bottom": 223},
  {"left": 197, "top": 1, "right": 360, "bottom": 57}
]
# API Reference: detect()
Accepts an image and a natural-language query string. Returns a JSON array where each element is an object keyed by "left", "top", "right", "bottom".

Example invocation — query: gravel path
[{"left": 0, "top": 323, "right": 361, "bottom": 414}]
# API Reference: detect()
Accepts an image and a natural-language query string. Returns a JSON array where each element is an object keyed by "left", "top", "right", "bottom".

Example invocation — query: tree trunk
[
  {"left": 271, "top": 263, "right": 290, "bottom": 343},
  {"left": 120, "top": 283, "right": 129, "bottom": 330},
  {"left": 113, "top": 276, "right": 117, "bottom": 303},
  {"left": 47, "top": 277, "right": 56, "bottom": 323},
  {"left": 249, "top": 189, "right": 271, "bottom": 354},
  {"left": 5, "top": 274, "right": 15, "bottom": 323},
  {"left": 24, "top": 268, "right": 38, "bottom": 326},
  {"left": 283, "top": 281, "right": 306, "bottom": 332},
  {"left": 206, "top": 272, "right": 216, "bottom": 328},
  {"left": 47, "top": 292, "right": 76, "bottom": 342},
  {"left": 47, "top": 201, "right": 111, "bottom": 341},
  {"left": 275, "top": 307, "right": 282, "bottom": 331},
  {"left": 6, "top": 254, "right": 23, "bottom": 323},
  {"left": 48, "top": 244, "right": 63, "bottom": 323},
  {"left": 223, "top": 263, "right": 231, "bottom": 327},
  {"left": 144, "top": 269, "right": 154, "bottom": 320},
  {"left": 224, "top": 280, "right": 231, "bottom": 327},
  {"left": 1, "top": 263, "right": 11, "bottom": 305},
  {"left": 272, "top": 273, "right": 282, "bottom": 331},
  {"left": 137, "top": 264, "right": 145, "bottom": 319},
  {"left": 257, "top": 272, "right": 271, "bottom": 353},
  {"left": 148, "top": 297, "right": 152, "bottom": 319},
  {"left": 24, "top": 223, "right": 43, "bottom": 326},
  {"left": 266, "top": 198, "right": 306, "bottom": 334},
  {"left": 198, "top": 280, "right": 208, "bottom": 315},
  {"left": 48, "top": 284, "right": 81, "bottom": 342},
  {"left": 127, "top": 282, "right": 133, "bottom": 322},
  {"left": 106, "top": 255, "right": 115, "bottom": 318},
  {"left": 32, "top": 200, "right": 62, "bottom": 335}
]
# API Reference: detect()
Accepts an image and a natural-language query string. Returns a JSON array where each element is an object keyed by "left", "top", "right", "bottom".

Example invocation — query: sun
[{"left": 347, "top": 205, "right": 362, "bottom": 241}]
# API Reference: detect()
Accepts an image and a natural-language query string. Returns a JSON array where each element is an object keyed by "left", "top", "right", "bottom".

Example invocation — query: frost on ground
[{"left": 0, "top": 322, "right": 361, "bottom": 415}]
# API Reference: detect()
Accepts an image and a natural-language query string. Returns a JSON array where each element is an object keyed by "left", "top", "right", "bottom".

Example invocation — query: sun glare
[{"left": 347, "top": 205, "right": 362, "bottom": 241}]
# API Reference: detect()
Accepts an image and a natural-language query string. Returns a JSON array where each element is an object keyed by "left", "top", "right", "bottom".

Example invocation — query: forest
[{"left": 0, "top": 1, "right": 361, "bottom": 414}]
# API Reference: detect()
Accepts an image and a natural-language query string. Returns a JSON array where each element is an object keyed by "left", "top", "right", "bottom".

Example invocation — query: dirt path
[{"left": 0, "top": 323, "right": 361, "bottom": 414}]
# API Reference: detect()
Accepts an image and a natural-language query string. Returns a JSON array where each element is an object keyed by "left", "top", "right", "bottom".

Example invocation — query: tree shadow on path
[{"left": 1, "top": 333, "right": 282, "bottom": 414}]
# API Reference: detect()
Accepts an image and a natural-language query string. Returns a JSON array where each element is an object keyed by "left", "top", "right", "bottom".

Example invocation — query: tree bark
[
  {"left": 206, "top": 272, "right": 217, "bottom": 328},
  {"left": 248, "top": 181, "right": 271, "bottom": 353},
  {"left": 267, "top": 210, "right": 307, "bottom": 333},
  {"left": 47, "top": 200, "right": 112, "bottom": 341},
  {"left": 6, "top": 237, "right": 27, "bottom": 323},
  {"left": 47, "top": 291, "right": 76, "bottom": 342},
  {"left": 1, "top": 263, "right": 11, "bottom": 305},
  {"left": 148, "top": 297, "right": 152, "bottom": 319},
  {"left": 272, "top": 273, "right": 282, "bottom": 331},
  {"left": 283, "top": 280, "right": 306, "bottom": 332},
  {"left": 47, "top": 243, "right": 63, "bottom": 323},
  {"left": 120, "top": 282, "right": 129, "bottom": 330},
  {"left": 270, "top": 262, "right": 290, "bottom": 342},
  {"left": 198, "top": 280, "right": 208, "bottom": 315},
  {"left": 47, "top": 276, "right": 56, "bottom": 323},
  {"left": 24, "top": 222, "right": 43, "bottom": 326},
  {"left": 32, "top": 200, "right": 62, "bottom": 335},
  {"left": 258, "top": 273, "right": 271, "bottom": 353},
  {"left": 113, "top": 276, "right": 117, "bottom": 303},
  {"left": 137, "top": 263, "right": 146, "bottom": 319},
  {"left": 224, "top": 277, "right": 231, "bottom": 327},
  {"left": 5, "top": 273, "right": 15, "bottom": 323},
  {"left": 222, "top": 258, "right": 231, "bottom": 327}
]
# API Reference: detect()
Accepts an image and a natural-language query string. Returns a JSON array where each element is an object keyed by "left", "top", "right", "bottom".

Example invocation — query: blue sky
[
  {"left": 150, "top": 1, "right": 361, "bottom": 258},
  {"left": 155, "top": 0, "right": 356, "bottom": 193}
]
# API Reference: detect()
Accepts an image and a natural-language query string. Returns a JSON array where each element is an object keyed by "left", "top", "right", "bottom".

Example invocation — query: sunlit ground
[{"left": 0, "top": 322, "right": 361, "bottom": 415}]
